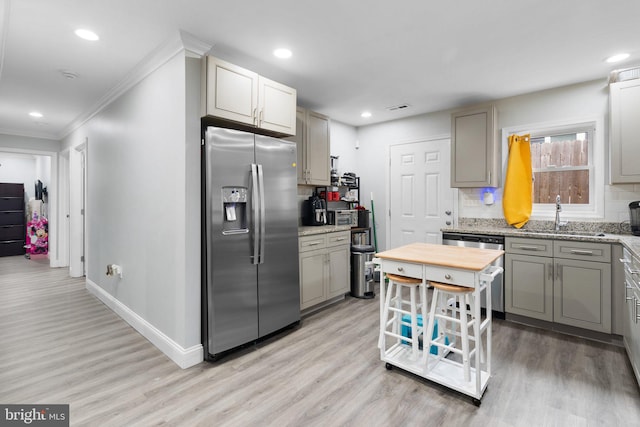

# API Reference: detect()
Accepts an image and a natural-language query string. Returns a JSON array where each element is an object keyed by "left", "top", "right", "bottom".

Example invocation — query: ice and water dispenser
[{"left": 222, "top": 187, "right": 248, "bottom": 234}]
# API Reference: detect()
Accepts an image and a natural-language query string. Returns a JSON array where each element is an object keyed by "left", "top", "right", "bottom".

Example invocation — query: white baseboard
[{"left": 85, "top": 279, "right": 203, "bottom": 369}]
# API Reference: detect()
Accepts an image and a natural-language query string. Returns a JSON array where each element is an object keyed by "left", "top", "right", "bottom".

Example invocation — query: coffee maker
[
  {"left": 303, "top": 194, "right": 327, "bottom": 226},
  {"left": 630, "top": 201, "right": 640, "bottom": 236}
]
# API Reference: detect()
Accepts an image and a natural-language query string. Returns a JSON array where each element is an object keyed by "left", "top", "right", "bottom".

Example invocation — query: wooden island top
[{"left": 376, "top": 242, "right": 504, "bottom": 271}]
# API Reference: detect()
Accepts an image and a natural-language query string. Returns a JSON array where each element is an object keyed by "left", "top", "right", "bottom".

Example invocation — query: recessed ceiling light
[
  {"left": 606, "top": 53, "right": 630, "bottom": 63},
  {"left": 361, "top": 111, "right": 372, "bottom": 118},
  {"left": 273, "top": 48, "right": 292, "bottom": 59},
  {"left": 29, "top": 111, "right": 43, "bottom": 118},
  {"left": 75, "top": 28, "right": 99, "bottom": 41}
]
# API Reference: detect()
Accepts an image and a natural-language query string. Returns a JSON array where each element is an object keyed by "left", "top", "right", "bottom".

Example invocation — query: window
[
  {"left": 530, "top": 129, "right": 591, "bottom": 205},
  {"left": 502, "top": 119, "right": 602, "bottom": 219}
]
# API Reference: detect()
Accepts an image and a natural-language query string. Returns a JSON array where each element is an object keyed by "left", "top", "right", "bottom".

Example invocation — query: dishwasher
[{"left": 442, "top": 232, "right": 505, "bottom": 319}]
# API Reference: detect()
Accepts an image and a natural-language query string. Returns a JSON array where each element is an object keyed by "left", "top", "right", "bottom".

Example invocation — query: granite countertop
[
  {"left": 298, "top": 225, "right": 352, "bottom": 236},
  {"left": 442, "top": 219, "right": 640, "bottom": 258}
]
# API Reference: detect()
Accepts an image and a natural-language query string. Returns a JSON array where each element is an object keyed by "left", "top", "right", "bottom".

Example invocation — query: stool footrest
[{"left": 384, "top": 330, "right": 422, "bottom": 342}]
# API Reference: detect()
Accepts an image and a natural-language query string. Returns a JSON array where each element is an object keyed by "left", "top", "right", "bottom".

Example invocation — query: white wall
[
  {"left": 355, "top": 79, "right": 640, "bottom": 251},
  {"left": 60, "top": 50, "right": 202, "bottom": 366},
  {"left": 330, "top": 120, "right": 358, "bottom": 178},
  {"left": 0, "top": 154, "right": 36, "bottom": 199}
]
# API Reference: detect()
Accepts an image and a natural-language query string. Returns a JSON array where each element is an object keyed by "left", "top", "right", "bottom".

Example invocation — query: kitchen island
[{"left": 376, "top": 242, "right": 503, "bottom": 404}]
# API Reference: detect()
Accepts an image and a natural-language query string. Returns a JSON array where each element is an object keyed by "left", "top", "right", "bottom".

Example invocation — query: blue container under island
[{"left": 401, "top": 314, "right": 449, "bottom": 355}]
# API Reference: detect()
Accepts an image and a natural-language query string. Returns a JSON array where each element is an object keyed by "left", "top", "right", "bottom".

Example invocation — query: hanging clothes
[{"left": 503, "top": 133, "right": 532, "bottom": 228}]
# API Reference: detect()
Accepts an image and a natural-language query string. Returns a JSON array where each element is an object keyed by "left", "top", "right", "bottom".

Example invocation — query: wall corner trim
[{"left": 85, "top": 279, "right": 204, "bottom": 369}]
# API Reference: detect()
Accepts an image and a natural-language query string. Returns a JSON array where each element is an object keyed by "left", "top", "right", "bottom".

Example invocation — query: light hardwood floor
[{"left": 1, "top": 255, "right": 640, "bottom": 426}]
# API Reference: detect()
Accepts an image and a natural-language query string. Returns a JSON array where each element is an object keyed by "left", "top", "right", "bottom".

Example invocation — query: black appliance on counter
[
  {"left": 302, "top": 194, "right": 327, "bottom": 226},
  {"left": 631, "top": 202, "right": 640, "bottom": 236}
]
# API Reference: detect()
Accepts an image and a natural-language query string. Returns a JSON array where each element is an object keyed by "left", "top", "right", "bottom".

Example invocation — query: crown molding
[
  {"left": 59, "top": 30, "right": 213, "bottom": 140},
  {"left": 0, "top": 126, "right": 59, "bottom": 141}
]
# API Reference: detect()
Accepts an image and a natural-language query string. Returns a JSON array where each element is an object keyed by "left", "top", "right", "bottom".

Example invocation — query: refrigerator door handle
[
  {"left": 251, "top": 163, "right": 260, "bottom": 265},
  {"left": 257, "top": 164, "right": 266, "bottom": 264}
]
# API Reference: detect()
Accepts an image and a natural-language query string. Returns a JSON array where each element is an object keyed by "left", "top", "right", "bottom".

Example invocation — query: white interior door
[
  {"left": 69, "top": 141, "right": 87, "bottom": 277},
  {"left": 389, "top": 138, "right": 456, "bottom": 248}
]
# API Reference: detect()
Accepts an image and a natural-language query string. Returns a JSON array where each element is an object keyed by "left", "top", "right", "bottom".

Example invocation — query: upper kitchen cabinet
[
  {"left": 202, "top": 56, "right": 297, "bottom": 136},
  {"left": 610, "top": 78, "right": 640, "bottom": 183},
  {"left": 287, "top": 107, "right": 331, "bottom": 185},
  {"left": 450, "top": 104, "right": 499, "bottom": 188}
]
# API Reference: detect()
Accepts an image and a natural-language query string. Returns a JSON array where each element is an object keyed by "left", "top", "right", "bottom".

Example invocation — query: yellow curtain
[{"left": 503, "top": 134, "right": 532, "bottom": 228}]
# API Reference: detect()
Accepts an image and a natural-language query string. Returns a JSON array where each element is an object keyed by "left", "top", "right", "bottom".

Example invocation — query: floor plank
[{"left": 1, "top": 255, "right": 639, "bottom": 426}]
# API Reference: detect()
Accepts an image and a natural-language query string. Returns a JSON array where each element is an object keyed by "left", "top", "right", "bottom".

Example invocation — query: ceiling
[{"left": 1, "top": 0, "right": 639, "bottom": 140}]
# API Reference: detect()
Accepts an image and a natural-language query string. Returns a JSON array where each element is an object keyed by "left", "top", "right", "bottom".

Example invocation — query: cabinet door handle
[
  {"left": 446, "top": 221, "right": 452, "bottom": 226},
  {"left": 445, "top": 210, "right": 451, "bottom": 216},
  {"left": 518, "top": 245, "right": 541, "bottom": 251},
  {"left": 556, "top": 263, "right": 562, "bottom": 280},
  {"left": 626, "top": 283, "right": 634, "bottom": 302},
  {"left": 636, "top": 297, "right": 640, "bottom": 323},
  {"left": 307, "top": 240, "right": 323, "bottom": 246},
  {"left": 253, "top": 108, "right": 258, "bottom": 126},
  {"left": 624, "top": 265, "right": 640, "bottom": 275},
  {"left": 548, "top": 263, "right": 554, "bottom": 280},
  {"left": 335, "top": 237, "right": 347, "bottom": 241},
  {"left": 396, "top": 267, "right": 404, "bottom": 273},
  {"left": 445, "top": 274, "right": 452, "bottom": 280},
  {"left": 570, "top": 249, "right": 594, "bottom": 256}
]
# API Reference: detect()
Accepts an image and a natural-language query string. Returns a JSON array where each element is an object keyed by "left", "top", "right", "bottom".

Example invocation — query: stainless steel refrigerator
[{"left": 202, "top": 126, "right": 300, "bottom": 360}]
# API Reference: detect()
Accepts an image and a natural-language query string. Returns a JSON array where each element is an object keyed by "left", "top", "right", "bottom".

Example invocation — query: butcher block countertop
[{"left": 376, "top": 242, "right": 504, "bottom": 271}]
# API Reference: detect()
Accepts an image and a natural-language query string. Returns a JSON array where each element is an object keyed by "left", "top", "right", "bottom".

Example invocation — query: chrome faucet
[{"left": 555, "top": 195, "right": 566, "bottom": 231}]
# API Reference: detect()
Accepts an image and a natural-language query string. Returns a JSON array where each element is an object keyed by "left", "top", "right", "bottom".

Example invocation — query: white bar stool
[
  {"left": 424, "top": 281, "right": 481, "bottom": 382},
  {"left": 379, "top": 273, "right": 427, "bottom": 361}
]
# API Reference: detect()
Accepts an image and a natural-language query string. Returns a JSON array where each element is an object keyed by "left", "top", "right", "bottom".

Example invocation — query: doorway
[
  {"left": 388, "top": 138, "right": 457, "bottom": 248},
  {"left": 0, "top": 148, "right": 59, "bottom": 267}
]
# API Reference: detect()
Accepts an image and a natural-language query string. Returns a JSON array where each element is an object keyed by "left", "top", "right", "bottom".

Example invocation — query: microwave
[{"left": 328, "top": 209, "right": 358, "bottom": 227}]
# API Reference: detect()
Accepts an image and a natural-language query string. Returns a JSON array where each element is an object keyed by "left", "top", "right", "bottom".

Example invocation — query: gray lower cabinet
[
  {"left": 299, "top": 247, "right": 327, "bottom": 309},
  {"left": 505, "top": 252, "right": 554, "bottom": 321},
  {"left": 553, "top": 258, "right": 611, "bottom": 333},
  {"left": 505, "top": 237, "right": 554, "bottom": 321},
  {"left": 553, "top": 240, "right": 611, "bottom": 333},
  {"left": 622, "top": 248, "right": 640, "bottom": 383},
  {"left": 505, "top": 237, "right": 612, "bottom": 333},
  {"left": 299, "top": 231, "right": 350, "bottom": 310}
]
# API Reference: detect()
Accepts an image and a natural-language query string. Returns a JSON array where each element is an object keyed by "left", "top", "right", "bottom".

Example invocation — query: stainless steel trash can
[{"left": 351, "top": 244, "right": 376, "bottom": 299}]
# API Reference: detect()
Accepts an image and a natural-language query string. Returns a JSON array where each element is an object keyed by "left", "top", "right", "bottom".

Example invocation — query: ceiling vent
[
  {"left": 59, "top": 70, "right": 79, "bottom": 80},
  {"left": 609, "top": 66, "right": 640, "bottom": 83},
  {"left": 385, "top": 104, "right": 410, "bottom": 111}
]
